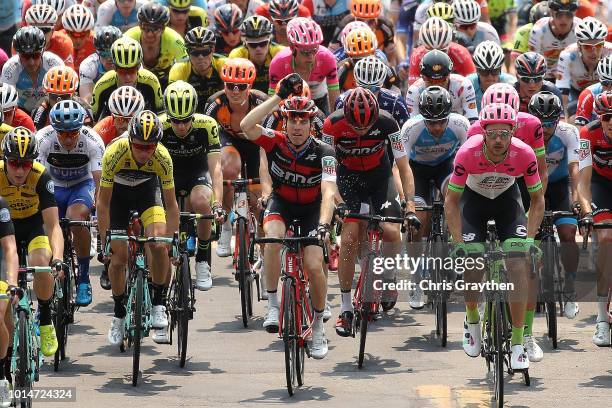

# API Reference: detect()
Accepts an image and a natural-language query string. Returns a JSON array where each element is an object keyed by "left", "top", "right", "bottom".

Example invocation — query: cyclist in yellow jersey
[
  {"left": 167, "top": 0, "right": 209, "bottom": 38},
  {"left": 229, "top": 15, "right": 285, "bottom": 94},
  {"left": 97, "top": 111, "right": 180, "bottom": 347},
  {"left": 0, "top": 128, "right": 64, "bottom": 358},
  {"left": 125, "top": 3, "right": 189, "bottom": 89}
]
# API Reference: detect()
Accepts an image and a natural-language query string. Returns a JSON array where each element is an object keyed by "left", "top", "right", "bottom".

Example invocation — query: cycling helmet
[
  {"left": 38, "top": 0, "right": 67, "bottom": 15},
  {"left": 168, "top": 0, "right": 192, "bottom": 9},
  {"left": 597, "top": 55, "right": 612, "bottom": 82},
  {"left": 350, "top": 0, "right": 382, "bottom": 19},
  {"left": 419, "top": 86, "right": 452, "bottom": 120},
  {"left": 62, "top": 4, "right": 94, "bottom": 33},
  {"left": 419, "top": 17, "right": 453, "bottom": 50},
  {"left": 128, "top": 110, "right": 163, "bottom": 142},
  {"left": 287, "top": 17, "right": 323, "bottom": 48},
  {"left": 185, "top": 26, "right": 216, "bottom": 48},
  {"left": 2, "top": 127, "right": 38, "bottom": 160},
  {"left": 530, "top": 2, "right": 550, "bottom": 24},
  {"left": 111, "top": 37, "right": 143, "bottom": 68},
  {"left": 269, "top": 0, "right": 300, "bottom": 20},
  {"left": 420, "top": 49, "right": 453, "bottom": 79},
  {"left": 427, "top": 2, "right": 454, "bottom": 23},
  {"left": 527, "top": 91, "right": 563, "bottom": 121},
  {"left": 109, "top": 86, "right": 145, "bottom": 117},
  {"left": 344, "top": 87, "right": 379, "bottom": 129},
  {"left": 482, "top": 83, "right": 520, "bottom": 110},
  {"left": 345, "top": 27, "right": 378, "bottom": 57},
  {"left": 164, "top": 80, "right": 198, "bottom": 119},
  {"left": 453, "top": 0, "right": 481, "bottom": 24},
  {"left": 50, "top": 100, "right": 85, "bottom": 132},
  {"left": 13, "top": 26, "right": 46, "bottom": 54},
  {"left": 220, "top": 58, "right": 256, "bottom": 84},
  {"left": 354, "top": 56, "right": 387, "bottom": 87},
  {"left": 575, "top": 17, "right": 607, "bottom": 42},
  {"left": 0, "top": 83, "right": 19, "bottom": 110},
  {"left": 473, "top": 41, "right": 505, "bottom": 70},
  {"left": 479, "top": 103, "right": 517, "bottom": 127},
  {"left": 94, "top": 26, "right": 122, "bottom": 53},
  {"left": 339, "top": 21, "right": 370, "bottom": 49},
  {"left": 214, "top": 4, "right": 243, "bottom": 33},
  {"left": 548, "top": 0, "right": 578, "bottom": 12},
  {"left": 280, "top": 96, "right": 318, "bottom": 117},
  {"left": 137, "top": 2, "right": 170, "bottom": 26},
  {"left": 593, "top": 91, "right": 612, "bottom": 115},
  {"left": 515, "top": 52, "right": 547, "bottom": 77},
  {"left": 25, "top": 4, "right": 58, "bottom": 27},
  {"left": 240, "top": 15, "right": 273, "bottom": 38},
  {"left": 43, "top": 66, "right": 79, "bottom": 94}
]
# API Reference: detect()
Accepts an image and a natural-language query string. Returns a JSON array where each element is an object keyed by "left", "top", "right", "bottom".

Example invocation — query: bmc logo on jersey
[{"left": 270, "top": 161, "right": 321, "bottom": 184}]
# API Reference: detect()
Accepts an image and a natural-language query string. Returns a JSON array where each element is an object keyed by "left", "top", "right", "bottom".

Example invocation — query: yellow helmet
[
  {"left": 111, "top": 37, "right": 143, "bottom": 69},
  {"left": 168, "top": 0, "right": 192, "bottom": 9},
  {"left": 427, "top": 2, "right": 454, "bottom": 23},
  {"left": 164, "top": 80, "right": 198, "bottom": 120}
]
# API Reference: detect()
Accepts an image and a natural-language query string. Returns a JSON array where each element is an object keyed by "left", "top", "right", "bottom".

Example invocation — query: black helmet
[
  {"left": 185, "top": 26, "right": 216, "bottom": 48},
  {"left": 137, "top": 2, "right": 170, "bottom": 26},
  {"left": 419, "top": 86, "right": 452, "bottom": 120},
  {"left": 515, "top": 52, "right": 547, "bottom": 77},
  {"left": 94, "top": 26, "right": 122, "bottom": 53},
  {"left": 128, "top": 110, "right": 163, "bottom": 142},
  {"left": 13, "top": 26, "right": 46, "bottom": 54},
  {"left": 530, "top": 2, "right": 550, "bottom": 24},
  {"left": 420, "top": 49, "right": 453, "bottom": 79},
  {"left": 269, "top": 0, "right": 300, "bottom": 20},
  {"left": 214, "top": 4, "right": 244, "bottom": 33},
  {"left": 528, "top": 91, "right": 563, "bottom": 121},
  {"left": 2, "top": 127, "right": 38, "bottom": 160},
  {"left": 240, "top": 15, "right": 273, "bottom": 38},
  {"left": 548, "top": 0, "right": 578, "bottom": 12}
]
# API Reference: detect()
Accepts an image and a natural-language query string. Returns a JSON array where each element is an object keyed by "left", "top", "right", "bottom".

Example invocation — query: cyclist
[
  {"left": 208, "top": 0, "right": 263, "bottom": 21},
  {"left": 333, "top": 21, "right": 389, "bottom": 63},
  {"left": 406, "top": 50, "right": 478, "bottom": 122},
  {"left": 97, "top": 110, "right": 179, "bottom": 347},
  {"left": 241, "top": 75, "right": 337, "bottom": 358},
  {"left": 487, "top": 0, "right": 518, "bottom": 45},
  {"left": 160, "top": 81, "right": 225, "bottom": 293},
  {"left": 94, "top": 86, "right": 145, "bottom": 146},
  {"left": 512, "top": 2, "right": 550, "bottom": 65},
  {"left": 37, "top": 100, "right": 105, "bottom": 307},
  {"left": 169, "top": 27, "right": 227, "bottom": 111},
  {"left": 453, "top": 0, "right": 500, "bottom": 53},
  {"left": 445, "top": 103, "right": 545, "bottom": 371},
  {"left": 95, "top": 0, "right": 147, "bottom": 32},
  {"left": 0, "top": 110, "right": 14, "bottom": 148},
  {"left": 578, "top": 90, "right": 612, "bottom": 346},
  {"left": 0, "top": 127, "right": 65, "bottom": 358},
  {"left": 229, "top": 15, "right": 285, "bottom": 94},
  {"left": 24, "top": 4, "right": 75, "bottom": 69},
  {"left": 257, "top": 0, "right": 302, "bottom": 46},
  {"left": 61, "top": 4, "right": 96, "bottom": 73},
  {"left": 214, "top": 4, "right": 245, "bottom": 56},
  {"left": 514, "top": 52, "right": 563, "bottom": 113},
  {"left": 167, "top": 0, "right": 209, "bottom": 38},
  {"left": 79, "top": 26, "right": 122, "bottom": 103},
  {"left": 469, "top": 41, "right": 516, "bottom": 111},
  {"left": 91, "top": 37, "right": 164, "bottom": 121},
  {"left": 0, "top": 83, "right": 35, "bottom": 132},
  {"left": 269, "top": 18, "right": 340, "bottom": 115},
  {"left": 125, "top": 3, "right": 189, "bottom": 89},
  {"left": 575, "top": 55, "right": 612, "bottom": 127},
  {"left": 322, "top": 87, "right": 419, "bottom": 336}
]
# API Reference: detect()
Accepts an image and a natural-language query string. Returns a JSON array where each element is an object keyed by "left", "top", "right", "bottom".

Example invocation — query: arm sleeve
[
  {"left": 100, "top": 149, "right": 116, "bottom": 188},
  {"left": 321, "top": 153, "right": 337, "bottom": 184},
  {"left": 400, "top": 119, "right": 417, "bottom": 156},
  {"left": 462, "top": 79, "right": 479, "bottom": 122},
  {"left": 513, "top": 25, "right": 530, "bottom": 53},
  {"left": 392, "top": 96, "right": 410, "bottom": 127},
  {"left": 36, "top": 171, "right": 57, "bottom": 211},
  {"left": 386, "top": 120, "right": 407, "bottom": 159},
  {"left": 555, "top": 50, "right": 572, "bottom": 91},
  {"left": 321, "top": 118, "right": 335, "bottom": 147},
  {"left": 87, "top": 129, "right": 105, "bottom": 173},
  {"left": 1, "top": 61, "right": 17, "bottom": 86},
  {"left": 575, "top": 90, "right": 594, "bottom": 126},
  {"left": 252, "top": 127, "right": 280, "bottom": 152},
  {"left": 324, "top": 52, "right": 340, "bottom": 91},
  {"left": 528, "top": 25, "right": 541, "bottom": 52},
  {"left": 407, "top": 51, "right": 421, "bottom": 85},
  {"left": 522, "top": 149, "right": 543, "bottom": 192},
  {"left": 564, "top": 124, "right": 580, "bottom": 163},
  {"left": 532, "top": 123, "right": 546, "bottom": 157},
  {"left": 268, "top": 59, "right": 282, "bottom": 95},
  {"left": 0, "top": 198, "right": 15, "bottom": 239},
  {"left": 578, "top": 128, "right": 593, "bottom": 170},
  {"left": 405, "top": 84, "right": 420, "bottom": 117}
]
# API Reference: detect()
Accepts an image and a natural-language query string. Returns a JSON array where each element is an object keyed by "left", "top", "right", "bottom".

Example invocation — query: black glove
[
  {"left": 7, "top": 285, "right": 23, "bottom": 300},
  {"left": 212, "top": 202, "right": 227, "bottom": 221},
  {"left": 572, "top": 201, "right": 581, "bottom": 215},
  {"left": 50, "top": 258, "right": 63, "bottom": 272},
  {"left": 579, "top": 212, "right": 593, "bottom": 229},
  {"left": 335, "top": 202, "right": 349, "bottom": 219},
  {"left": 316, "top": 223, "right": 330, "bottom": 243},
  {"left": 404, "top": 211, "right": 421, "bottom": 231},
  {"left": 276, "top": 73, "right": 303, "bottom": 99}
]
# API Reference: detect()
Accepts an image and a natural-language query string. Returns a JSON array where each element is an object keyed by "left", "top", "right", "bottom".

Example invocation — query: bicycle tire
[
  {"left": 237, "top": 218, "right": 250, "bottom": 328},
  {"left": 53, "top": 276, "right": 66, "bottom": 372},
  {"left": 132, "top": 269, "right": 144, "bottom": 386},
  {"left": 547, "top": 301, "right": 558, "bottom": 349},
  {"left": 282, "top": 278, "right": 297, "bottom": 396},
  {"left": 542, "top": 242, "right": 558, "bottom": 348},
  {"left": 494, "top": 298, "right": 504, "bottom": 408},
  {"left": 358, "top": 306, "right": 369, "bottom": 369},
  {"left": 296, "top": 293, "right": 308, "bottom": 386},
  {"left": 432, "top": 236, "right": 448, "bottom": 347},
  {"left": 178, "top": 253, "right": 190, "bottom": 368},
  {"left": 15, "top": 310, "right": 32, "bottom": 408}
]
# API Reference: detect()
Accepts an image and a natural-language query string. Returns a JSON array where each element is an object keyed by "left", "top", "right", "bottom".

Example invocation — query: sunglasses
[
  {"left": 485, "top": 129, "right": 513, "bottom": 140},
  {"left": 67, "top": 30, "right": 89, "bottom": 39},
  {"left": 519, "top": 75, "right": 543, "bottom": 84},
  {"left": 6, "top": 159, "right": 33, "bottom": 170},
  {"left": 225, "top": 83, "right": 249, "bottom": 91},
  {"left": 552, "top": 9, "right": 576, "bottom": 18},
  {"left": 601, "top": 80, "right": 612, "bottom": 87},
  {"left": 98, "top": 50, "right": 112, "bottom": 59},
  {"left": 116, "top": 66, "right": 139, "bottom": 75},
  {"left": 601, "top": 113, "right": 612, "bottom": 122},
  {"left": 460, "top": 23, "right": 477, "bottom": 30},
  {"left": 58, "top": 130, "right": 80, "bottom": 139},
  {"left": 425, "top": 118, "right": 449, "bottom": 126},
  {"left": 579, "top": 41, "right": 605, "bottom": 50},
  {"left": 170, "top": 116, "right": 192, "bottom": 124},
  {"left": 20, "top": 52, "right": 42, "bottom": 60},
  {"left": 220, "top": 29, "right": 240, "bottom": 35},
  {"left": 246, "top": 40, "right": 270, "bottom": 49},
  {"left": 361, "top": 84, "right": 381, "bottom": 93},
  {"left": 112, "top": 114, "right": 132, "bottom": 123},
  {"left": 189, "top": 48, "right": 213, "bottom": 57},
  {"left": 424, "top": 76, "right": 448, "bottom": 85},
  {"left": 273, "top": 18, "right": 292, "bottom": 26},
  {"left": 541, "top": 120, "right": 558, "bottom": 128},
  {"left": 140, "top": 24, "right": 164, "bottom": 33},
  {"left": 48, "top": 93, "right": 72, "bottom": 102},
  {"left": 299, "top": 48, "right": 318, "bottom": 56},
  {"left": 478, "top": 68, "right": 501, "bottom": 77},
  {"left": 116, "top": 0, "right": 135, "bottom": 3},
  {"left": 171, "top": 8, "right": 190, "bottom": 14},
  {"left": 131, "top": 142, "right": 158, "bottom": 152}
]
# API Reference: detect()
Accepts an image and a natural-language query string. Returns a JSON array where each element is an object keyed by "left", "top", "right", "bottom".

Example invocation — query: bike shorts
[
  {"left": 545, "top": 177, "right": 577, "bottom": 226},
  {"left": 174, "top": 169, "right": 212, "bottom": 198},
  {"left": 263, "top": 194, "right": 320, "bottom": 240},
  {"left": 220, "top": 131, "right": 261, "bottom": 179},
  {"left": 516, "top": 176, "right": 531, "bottom": 212},
  {"left": 110, "top": 181, "right": 166, "bottom": 230},
  {"left": 410, "top": 158, "right": 453, "bottom": 206},
  {"left": 54, "top": 178, "right": 95, "bottom": 218},
  {"left": 14, "top": 215, "right": 51, "bottom": 255},
  {"left": 591, "top": 171, "right": 612, "bottom": 223}
]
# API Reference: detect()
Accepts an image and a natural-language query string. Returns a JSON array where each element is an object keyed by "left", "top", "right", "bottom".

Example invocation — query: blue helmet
[{"left": 50, "top": 100, "right": 85, "bottom": 131}]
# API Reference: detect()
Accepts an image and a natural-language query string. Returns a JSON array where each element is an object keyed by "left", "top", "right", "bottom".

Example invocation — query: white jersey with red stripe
[{"left": 556, "top": 42, "right": 612, "bottom": 91}]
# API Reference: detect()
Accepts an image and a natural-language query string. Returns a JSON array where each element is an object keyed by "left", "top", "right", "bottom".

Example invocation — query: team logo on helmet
[
  {"left": 433, "top": 64, "right": 442, "bottom": 72},
  {"left": 140, "top": 112, "right": 156, "bottom": 141}
]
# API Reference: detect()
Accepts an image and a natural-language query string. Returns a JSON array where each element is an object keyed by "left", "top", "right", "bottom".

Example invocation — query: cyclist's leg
[
  {"left": 187, "top": 174, "right": 214, "bottom": 264},
  {"left": 0, "top": 281, "right": 9, "bottom": 375},
  {"left": 233, "top": 138, "right": 263, "bottom": 217},
  {"left": 108, "top": 190, "right": 131, "bottom": 321},
  {"left": 220, "top": 143, "right": 242, "bottom": 212}
]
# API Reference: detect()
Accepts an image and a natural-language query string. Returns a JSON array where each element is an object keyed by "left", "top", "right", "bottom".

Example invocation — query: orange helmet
[
  {"left": 349, "top": 0, "right": 381, "bottom": 19},
  {"left": 43, "top": 66, "right": 79, "bottom": 94},
  {"left": 220, "top": 58, "right": 256, "bottom": 85},
  {"left": 345, "top": 27, "right": 378, "bottom": 58},
  {"left": 275, "top": 79, "right": 311, "bottom": 100}
]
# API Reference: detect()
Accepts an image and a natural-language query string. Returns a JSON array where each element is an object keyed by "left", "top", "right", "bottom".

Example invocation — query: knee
[
  {"left": 382, "top": 225, "right": 401, "bottom": 242},
  {"left": 222, "top": 158, "right": 241, "bottom": 180},
  {"left": 340, "top": 225, "right": 360, "bottom": 247},
  {"left": 558, "top": 227, "right": 577, "bottom": 243},
  {"left": 304, "top": 257, "right": 323, "bottom": 276},
  {"left": 148, "top": 242, "right": 168, "bottom": 257}
]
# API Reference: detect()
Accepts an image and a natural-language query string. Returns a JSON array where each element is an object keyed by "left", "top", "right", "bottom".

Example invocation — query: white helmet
[
  {"left": 109, "top": 86, "right": 146, "bottom": 117},
  {"left": 597, "top": 55, "right": 612, "bottom": 81},
  {"left": 473, "top": 41, "right": 505, "bottom": 70},
  {"left": 419, "top": 17, "right": 453, "bottom": 50},
  {"left": 0, "top": 83, "right": 19, "bottom": 110},
  {"left": 25, "top": 4, "right": 58, "bottom": 27},
  {"left": 453, "top": 0, "right": 481, "bottom": 25},
  {"left": 354, "top": 56, "right": 387, "bottom": 87},
  {"left": 575, "top": 17, "right": 607, "bottom": 42},
  {"left": 62, "top": 4, "right": 94, "bottom": 33},
  {"left": 37, "top": 0, "right": 67, "bottom": 15}
]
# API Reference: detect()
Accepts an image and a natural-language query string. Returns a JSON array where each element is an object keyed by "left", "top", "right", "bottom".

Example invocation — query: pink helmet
[
  {"left": 482, "top": 83, "right": 520, "bottom": 111},
  {"left": 479, "top": 103, "right": 517, "bottom": 127},
  {"left": 340, "top": 21, "right": 369, "bottom": 48},
  {"left": 287, "top": 17, "right": 323, "bottom": 49}
]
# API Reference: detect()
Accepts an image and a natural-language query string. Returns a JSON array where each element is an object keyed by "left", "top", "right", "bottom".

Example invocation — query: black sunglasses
[
  {"left": 170, "top": 116, "right": 193, "bottom": 124},
  {"left": 246, "top": 40, "right": 269, "bottom": 49},
  {"left": 478, "top": 68, "right": 501, "bottom": 77},
  {"left": 189, "top": 48, "right": 213, "bottom": 57},
  {"left": 225, "top": 83, "right": 249, "bottom": 91},
  {"left": 519, "top": 76, "right": 543, "bottom": 84},
  {"left": 601, "top": 80, "right": 612, "bottom": 87}
]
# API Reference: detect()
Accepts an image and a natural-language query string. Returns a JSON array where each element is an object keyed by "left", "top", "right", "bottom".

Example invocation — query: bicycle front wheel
[
  {"left": 237, "top": 218, "right": 250, "bottom": 328},
  {"left": 282, "top": 278, "right": 297, "bottom": 396},
  {"left": 15, "top": 310, "right": 32, "bottom": 408},
  {"left": 493, "top": 298, "right": 505, "bottom": 407},
  {"left": 53, "top": 277, "right": 65, "bottom": 372},
  {"left": 132, "top": 269, "right": 144, "bottom": 386},
  {"left": 177, "top": 254, "right": 190, "bottom": 368}
]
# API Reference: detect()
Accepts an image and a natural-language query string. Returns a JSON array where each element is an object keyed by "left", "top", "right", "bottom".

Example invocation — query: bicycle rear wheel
[
  {"left": 433, "top": 237, "right": 448, "bottom": 347},
  {"left": 132, "top": 269, "right": 144, "bottom": 386},
  {"left": 542, "top": 241, "right": 558, "bottom": 348},
  {"left": 296, "top": 290, "right": 309, "bottom": 386},
  {"left": 358, "top": 305, "right": 369, "bottom": 369},
  {"left": 177, "top": 253, "right": 191, "bottom": 367},
  {"left": 53, "top": 276, "right": 66, "bottom": 372},
  {"left": 493, "top": 298, "right": 504, "bottom": 408},
  {"left": 282, "top": 278, "right": 297, "bottom": 396},
  {"left": 237, "top": 218, "right": 250, "bottom": 328}
]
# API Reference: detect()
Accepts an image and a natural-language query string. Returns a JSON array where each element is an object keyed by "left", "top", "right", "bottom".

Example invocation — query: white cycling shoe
[
  {"left": 510, "top": 344, "right": 530, "bottom": 370},
  {"left": 152, "top": 328, "right": 170, "bottom": 344},
  {"left": 195, "top": 261, "right": 212, "bottom": 291},
  {"left": 593, "top": 321, "right": 611, "bottom": 346},
  {"left": 310, "top": 327, "right": 328, "bottom": 359},
  {"left": 152, "top": 305, "right": 169, "bottom": 329},
  {"left": 564, "top": 301, "right": 580, "bottom": 319},
  {"left": 463, "top": 318, "right": 481, "bottom": 357},
  {"left": 216, "top": 221, "right": 232, "bottom": 257},
  {"left": 108, "top": 317, "right": 125, "bottom": 346},
  {"left": 0, "top": 379, "right": 10, "bottom": 408},
  {"left": 409, "top": 286, "right": 425, "bottom": 310},
  {"left": 323, "top": 301, "right": 332, "bottom": 323},
  {"left": 263, "top": 306, "right": 279, "bottom": 333},
  {"left": 523, "top": 335, "right": 543, "bottom": 362}
]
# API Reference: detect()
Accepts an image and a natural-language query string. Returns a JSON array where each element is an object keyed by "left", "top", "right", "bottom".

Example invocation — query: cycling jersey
[
  {"left": 91, "top": 68, "right": 164, "bottom": 121},
  {"left": 546, "top": 121, "right": 579, "bottom": 182},
  {"left": 0, "top": 160, "right": 56, "bottom": 220},
  {"left": 208, "top": 0, "right": 262, "bottom": 25},
  {"left": 169, "top": 54, "right": 226, "bottom": 112},
  {"left": 0, "top": 52, "right": 64, "bottom": 114},
  {"left": 468, "top": 72, "right": 517, "bottom": 111},
  {"left": 578, "top": 120, "right": 612, "bottom": 180},
  {"left": 406, "top": 74, "right": 478, "bottom": 122},
  {"left": 93, "top": 116, "right": 117, "bottom": 146},
  {"left": 174, "top": 6, "right": 209, "bottom": 33},
  {"left": 46, "top": 31, "right": 74, "bottom": 69},
  {"left": 0, "top": 197, "right": 14, "bottom": 239},
  {"left": 575, "top": 82, "right": 605, "bottom": 126},
  {"left": 529, "top": 16, "right": 582, "bottom": 77},
  {"left": 514, "top": 80, "right": 563, "bottom": 112},
  {"left": 63, "top": 31, "right": 96, "bottom": 73},
  {"left": 408, "top": 44, "right": 476, "bottom": 85},
  {"left": 255, "top": 3, "right": 311, "bottom": 19},
  {"left": 513, "top": 23, "right": 533, "bottom": 53},
  {"left": 0, "top": 123, "right": 13, "bottom": 152},
  {"left": 457, "top": 22, "right": 501, "bottom": 49},
  {"left": 229, "top": 43, "right": 286, "bottom": 94},
  {"left": 401, "top": 113, "right": 469, "bottom": 166},
  {"left": 255, "top": 128, "right": 337, "bottom": 204},
  {"left": 79, "top": 53, "right": 107, "bottom": 89},
  {"left": 414, "top": 0, "right": 489, "bottom": 32},
  {"left": 335, "top": 88, "right": 409, "bottom": 128},
  {"left": 95, "top": 0, "right": 147, "bottom": 32},
  {"left": 487, "top": 0, "right": 516, "bottom": 20},
  {"left": 7, "top": 108, "right": 35, "bottom": 132},
  {"left": 333, "top": 47, "right": 388, "bottom": 63},
  {"left": 268, "top": 46, "right": 339, "bottom": 100},
  {"left": 336, "top": 58, "right": 399, "bottom": 92},
  {"left": 37, "top": 125, "right": 105, "bottom": 188},
  {"left": 468, "top": 111, "right": 545, "bottom": 156},
  {"left": 262, "top": 109, "right": 326, "bottom": 139},
  {"left": 332, "top": 15, "right": 395, "bottom": 49},
  {"left": 31, "top": 96, "right": 94, "bottom": 131},
  {"left": 556, "top": 42, "right": 612, "bottom": 92},
  {"left": 303, "top": 0, "right": 350, "bottom": 43}
]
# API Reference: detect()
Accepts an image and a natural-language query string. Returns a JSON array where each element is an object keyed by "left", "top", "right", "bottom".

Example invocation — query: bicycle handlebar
[
  {"left": 254, "top": 236, "right": 329, "bottom": 264},
  {"left": 223, "top": 178, "right": 261, "bottom": 187},
  {"left": 18, "top": 266, "right": 53, "bottom": 274},
  {"left": 342, "top": 212, "right": 405, "bottom": 224},
  {"left": 60, "top": 218, "right": 97, "bottom": 228},
  {"left": 180, "top": 212, "right": 215, "bottom": 221}
]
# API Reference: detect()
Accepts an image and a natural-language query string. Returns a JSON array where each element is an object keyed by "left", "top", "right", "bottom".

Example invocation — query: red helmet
[
  {"left": 594, "top": 90, "right": 612, "bottom": 115},
  {"left": 280, "top": 96, "right": 317, "bottom": 117},
  {"left": 343, "top": 87, "right": 379, "bottom": 129}
]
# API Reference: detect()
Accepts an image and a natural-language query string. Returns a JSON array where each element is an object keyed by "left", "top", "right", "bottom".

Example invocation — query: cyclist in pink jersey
[
  {"left": 268, "top": 18, "right": 339, "bottom": 115},
  {"left": 445, "top": 103, "right": 545, "bottom": 372}
]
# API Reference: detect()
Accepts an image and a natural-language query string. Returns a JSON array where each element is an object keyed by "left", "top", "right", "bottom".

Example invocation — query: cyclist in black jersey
[{"left": 214, "top": 3, "right": 244, "bottom": 56}]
